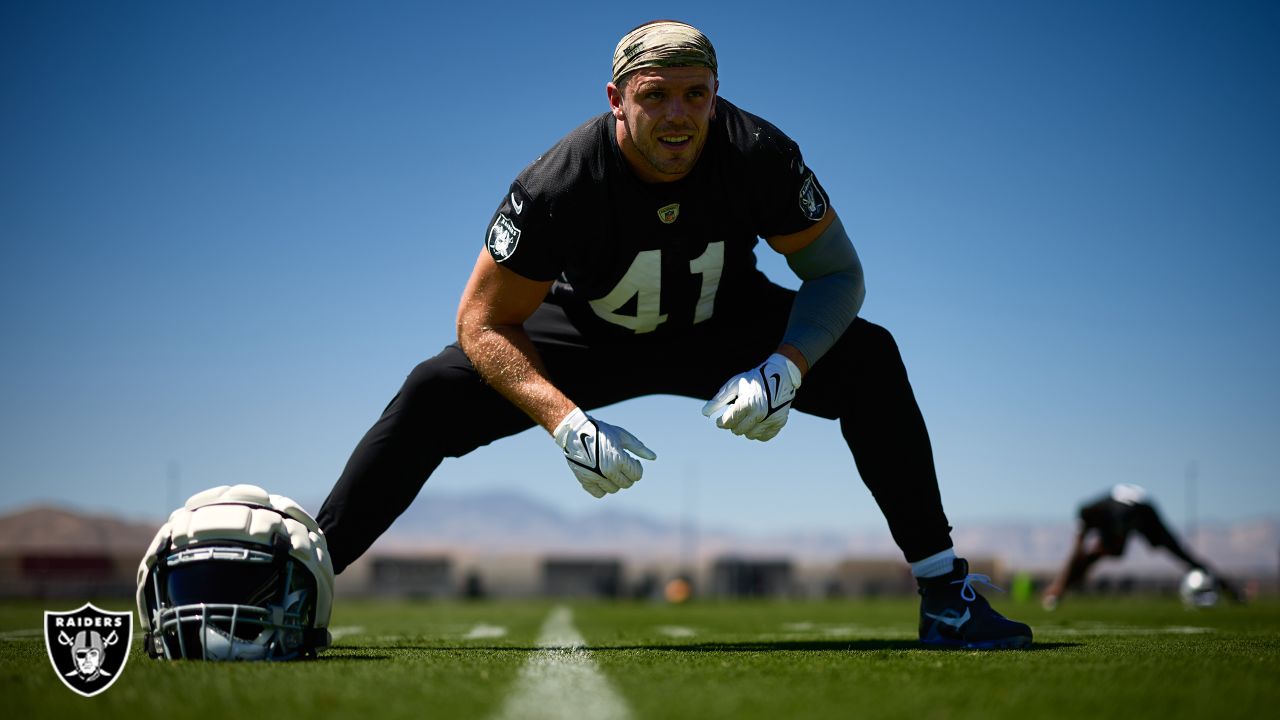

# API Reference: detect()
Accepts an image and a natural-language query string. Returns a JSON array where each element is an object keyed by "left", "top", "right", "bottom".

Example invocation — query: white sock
[{"left": 911, "top": 548, "right": 957, "bottom": 579}]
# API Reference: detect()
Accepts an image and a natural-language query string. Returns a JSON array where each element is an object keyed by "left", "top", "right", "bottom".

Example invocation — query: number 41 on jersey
[{"left": 588, "top": 242, "right": 724, "bottom": 333}]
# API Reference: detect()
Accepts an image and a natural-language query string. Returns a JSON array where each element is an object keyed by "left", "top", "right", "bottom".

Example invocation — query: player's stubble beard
[{"left": 620, "top": 112, "right": 711, "bottom": 182}]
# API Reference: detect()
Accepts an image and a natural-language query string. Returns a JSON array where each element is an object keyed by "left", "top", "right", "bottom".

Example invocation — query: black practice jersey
[{"left": 483, "top": 98, "right": 829, "bottom": 339}]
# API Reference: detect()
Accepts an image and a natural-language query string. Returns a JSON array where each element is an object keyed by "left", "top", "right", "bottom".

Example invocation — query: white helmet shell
[
  {"left": 1179, "top": 568, "right": 1219, "bottom": 609},
  {"left": 1110, "top": 483, "right": 1149, "bottom": 506},
  {"left": 136, "top": 484, "right": 335, "bottom": 659}
]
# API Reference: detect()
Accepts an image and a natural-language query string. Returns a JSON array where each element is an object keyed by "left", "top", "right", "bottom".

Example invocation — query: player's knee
[
  {"left": 369, "top": 355, "right": 477, "bottom": 439},
  {"left": 858, "top": 320, "right": 901, "bottom": 358},
  {"left": 399, "top": 350, "right": 475, "bottom": 403},
  {"left": 833, "top": 320, "right": 907, "bottom": 377}
]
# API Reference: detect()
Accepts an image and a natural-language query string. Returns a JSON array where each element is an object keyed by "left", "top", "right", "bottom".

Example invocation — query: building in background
[
  {"left": 367, "top": 556, "right": 455, "bottom": 598},
  {"left": 1, "top": 505, "right": 1275, "bottom": 601},
  {"left": 710, "top": 557, "right": 794, "bottom": 598},
  {"left": 542, "top": 557, "right": 624, "bottom": 599},
  {"left": 0, "top": 507, "right": 152, "bottom": 600}
]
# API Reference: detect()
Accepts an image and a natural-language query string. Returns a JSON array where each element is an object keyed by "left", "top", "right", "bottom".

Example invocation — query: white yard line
[
  {"left": 492, "top": 606, "right": 631, "bottom": 720},
  {"left": 0, "top": 627, "right": 145, "bottom": 642},
  {"left": 779, "top": 621, "right": 905, "bottom": 638},
  {"left": 464, "top": 624, "right": 509, "bottom": 639},
  {"left": 328, "top": 625, "right": 366, "bottom": 641},
  {"left": 655, "top": 625, "right": 698, "bottom": 638},
  {"left": 1043, "top": 624, "right": 1214, "bottom": 636}
]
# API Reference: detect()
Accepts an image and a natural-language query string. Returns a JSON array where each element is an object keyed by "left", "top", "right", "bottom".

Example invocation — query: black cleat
[{"left": 918, "top": 558, "right": 1033, "bottom": 649}]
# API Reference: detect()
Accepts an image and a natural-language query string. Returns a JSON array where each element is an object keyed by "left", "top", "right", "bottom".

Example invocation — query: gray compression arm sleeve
[{"left": 779, "top": 215, "right": 865, "bottom": 366}]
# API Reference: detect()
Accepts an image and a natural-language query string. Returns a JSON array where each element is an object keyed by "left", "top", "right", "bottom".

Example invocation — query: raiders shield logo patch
[
  {"left": 798, "top": 174, "right": 827, "bottom": 221},
  {"left": 45, "top": 603, "right": 132, "bottom": 697},
  {"left": 657, "top": 203, "right": 680, "bottom": 224},
  {"left": 488, "top": 214, "right": 522, "bottom": 262}
]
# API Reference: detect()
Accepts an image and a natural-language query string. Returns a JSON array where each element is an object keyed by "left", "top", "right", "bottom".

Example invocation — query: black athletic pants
[{"left": 317, "top": 281, "right": 953, "bottom": 573}]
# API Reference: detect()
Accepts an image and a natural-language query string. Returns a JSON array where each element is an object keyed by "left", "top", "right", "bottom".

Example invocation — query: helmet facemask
[{"left": 143, "top": 538, "right": 321, "bottom": 661}]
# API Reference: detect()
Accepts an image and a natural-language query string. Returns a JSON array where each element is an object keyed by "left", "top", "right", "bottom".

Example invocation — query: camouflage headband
[{"left": 612, "top": 21, "right": 718, "bottom": 85}]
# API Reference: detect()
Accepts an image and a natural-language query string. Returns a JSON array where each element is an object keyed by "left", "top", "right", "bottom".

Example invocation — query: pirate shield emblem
[
  {"left": 798, "top": 174, "right": 827, "bottom": 222},
  {"left": 487, "top": 214, "right": 522, "bottom": 262},
  {"left": 45, "top": 603, "right": 132, "bottom": 697}
]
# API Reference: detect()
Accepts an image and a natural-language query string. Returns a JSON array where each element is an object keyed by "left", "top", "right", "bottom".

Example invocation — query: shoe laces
[{"left": 952, "top": 572, "right": 1003, "bottom": 602}]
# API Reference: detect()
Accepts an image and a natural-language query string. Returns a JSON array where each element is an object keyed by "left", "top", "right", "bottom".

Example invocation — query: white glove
[
  {"left": 553, "top": 408, "right": 657, "bottom": 498},
  {"left": 701, "top": 353, "right": 802, "bottom": 441}
]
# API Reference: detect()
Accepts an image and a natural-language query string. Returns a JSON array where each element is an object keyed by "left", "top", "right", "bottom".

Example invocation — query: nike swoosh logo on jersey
[
  {"left": 924, "top": 608, "right": 971, "bottom": 629},
  {"left": 511, "top": 193, "right": 524, "bottom": 214}
]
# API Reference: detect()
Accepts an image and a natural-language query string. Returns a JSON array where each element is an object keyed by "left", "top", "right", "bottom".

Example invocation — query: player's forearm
[
  {"left": 458, "top": 324, "right": 574, "bottom": 433},
  {"left": 780, "top": 215, "right": 865, "bottom": 369}
]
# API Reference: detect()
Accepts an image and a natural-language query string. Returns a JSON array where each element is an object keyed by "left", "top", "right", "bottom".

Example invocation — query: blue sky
[{"left": 2, "top": 1, "right": 1277, "bottom": 540}]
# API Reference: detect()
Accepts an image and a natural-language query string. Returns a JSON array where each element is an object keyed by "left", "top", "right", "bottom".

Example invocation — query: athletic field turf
[{"left": 5, "top": 596, "right": 1278, "bottom": 719}]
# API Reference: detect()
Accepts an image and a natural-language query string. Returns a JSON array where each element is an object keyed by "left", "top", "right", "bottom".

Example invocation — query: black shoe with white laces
[{"left": 917, "top": 558, "right": 1033, "bottom": 649}]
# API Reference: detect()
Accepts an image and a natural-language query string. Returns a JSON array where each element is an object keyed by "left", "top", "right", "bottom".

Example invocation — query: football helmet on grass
[{"left": 137, "top": 484, "right": 335, "bottom": 660}]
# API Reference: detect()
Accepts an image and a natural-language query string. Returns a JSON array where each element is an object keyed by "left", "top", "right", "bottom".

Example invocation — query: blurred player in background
[{"left": 1042, "top": 483, "right": 1243, "bottom": 609}]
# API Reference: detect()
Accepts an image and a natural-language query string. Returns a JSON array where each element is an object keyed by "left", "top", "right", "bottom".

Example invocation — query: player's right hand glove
[
  {"left": 701, "top": 353, "right": 802, "bottom": 441},
  {"left": 553, "top": 407, "right": 657, "bottom": 498}
]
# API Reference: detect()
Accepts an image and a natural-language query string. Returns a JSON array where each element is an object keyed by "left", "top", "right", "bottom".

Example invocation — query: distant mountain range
[
  {"left": 3, "top": 492, "right": 1277, "bottom": 574},
  {"left": 362, "top": 490, "right": 1280, "bottom": 573}
]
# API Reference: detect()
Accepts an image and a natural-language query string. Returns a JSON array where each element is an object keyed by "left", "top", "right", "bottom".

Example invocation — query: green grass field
[{"left": 5, "top": 596, "right": 1278, "bottom": 719}]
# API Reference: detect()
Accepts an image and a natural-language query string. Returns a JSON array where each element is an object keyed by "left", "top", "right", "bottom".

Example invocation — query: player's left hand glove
[
  {"left": 701, "top": 353, "right": 802, "bottom": 441},
  {"left": 553, "top": 407, "right": 657, "bottom": 498}
]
